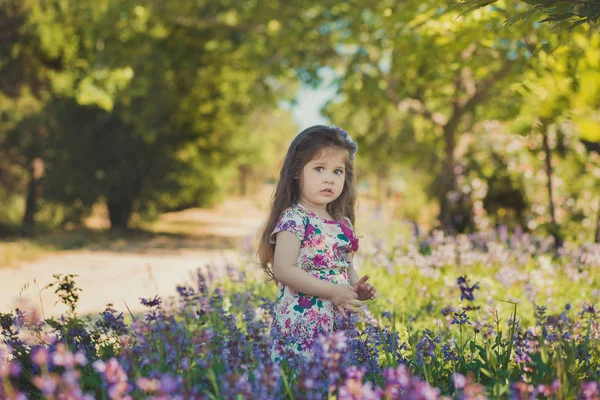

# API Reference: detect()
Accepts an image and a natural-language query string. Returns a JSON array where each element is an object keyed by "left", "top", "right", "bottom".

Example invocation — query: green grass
[
  {"left": 0, "top": 240, "right": 54, "bottom": 268},
  {"left": 0, "top": 226, "right": 179, "bottom": 267},
  {"left": 0, "top": 214, "right": 241, "bottom": 267}
]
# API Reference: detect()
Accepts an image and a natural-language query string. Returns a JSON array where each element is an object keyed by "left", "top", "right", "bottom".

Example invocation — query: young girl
[{"left": 258, "top": 125, "right": 377, "bottom": 362}]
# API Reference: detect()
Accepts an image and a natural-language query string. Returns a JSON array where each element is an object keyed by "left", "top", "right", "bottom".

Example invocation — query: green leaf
[
  {"left": 541, "top": 347, "right": 549, "bottom": 364},
  {"left": 455, "top": 0, "right": 498, "bottom": 19},
  {"left": 578, "top": 119, "right": 600, "bottom": 142}
]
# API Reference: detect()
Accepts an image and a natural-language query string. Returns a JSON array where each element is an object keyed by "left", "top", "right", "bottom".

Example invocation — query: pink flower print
[
  {"left": 305, "top": 223, "right": 316, "bottom": 239},
  {"left": 279, "top": 219, "right": 297, "bottom": 232},
  {"left": 294, "top": 295, "right": 313, "bottom": 313},
  {"left": 312, "top": 254, "right": 328, "bottom": 268},
  {"left": 339, "top": 223, "right": 359, "bottom": 252},
  {"left": 339, "top": 221, "right": 352, "bottom": 237},
  {"left": 281, "top": 297, "right": 293, "bottom": 314},
  {"left": 305, "top": 309, "right": 320, "bottom": 323},
  {"left": 315, "top": 237, "right": 326, "bottom": 250},
  {"left": 304, "top": 236, "right": 324, "bottom": 250},
  {"left": 349, "top": 236, "right": 359, "bottom": 252},
  {"left": 304, "top": 236, "right": 325, "bottom": 249},
  {"left": 285, "top": 318, "right": 291, "bottom": 329},
  {"left": 332, "top": 242, "right": 346, "bottom": 261},
  {"left": 305, "top": 309, "right": 331, "bottom": 327}
]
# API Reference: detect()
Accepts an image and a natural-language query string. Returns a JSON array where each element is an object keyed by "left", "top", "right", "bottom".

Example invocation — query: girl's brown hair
[{"left": 257, "top": 125, "right": 358, "bottom": 282}]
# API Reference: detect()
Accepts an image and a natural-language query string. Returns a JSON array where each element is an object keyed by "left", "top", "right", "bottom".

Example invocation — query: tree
[
  {"left": 1, "top": 0, "right": 336, "bottom": 229},
  {"left": 0, "top": 0, "right": 136, "bottom": 229},
  {"left": 506, "top": 26, "right": 600, "bottom": 244},
  {"left": 310, "top": 2, "right": 540, "bottom": 231},
  {"left": 456, "top": 0, "right": 600, "bottom": 31}
]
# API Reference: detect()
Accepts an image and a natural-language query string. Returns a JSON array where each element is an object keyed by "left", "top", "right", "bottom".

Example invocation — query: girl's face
[{"left": 298, "top": 147, "right": 347, "bottom": 211}]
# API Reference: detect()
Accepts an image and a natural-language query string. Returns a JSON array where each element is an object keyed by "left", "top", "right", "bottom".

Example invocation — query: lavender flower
[
  {"left": 581, "top": 381, "right": 599, "bottom": 400},
  {"left": 93, "top": 358, "right": 132, "bottom": 399},
  {"left": 451, "top": 310, "right": 471, "bottom": 325},
  {"left": 457, "top": 276, "right": 479, "bottom": 302},
  {"left": 140, "top": 296, "right": 162, "bottom": 308}
]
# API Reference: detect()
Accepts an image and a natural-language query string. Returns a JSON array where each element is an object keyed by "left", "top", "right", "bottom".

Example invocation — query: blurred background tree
[
  {"left": 297, "top": 2, "right": 549, "bottom": 233},
  {"left": 1, "top": 0, "right": 599, "bottom": 244},
  {"left": 0, "top": 0, "right": 332, "bottom": 229}
]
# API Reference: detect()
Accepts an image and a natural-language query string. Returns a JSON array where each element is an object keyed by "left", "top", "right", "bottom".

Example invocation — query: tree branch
[
  {"left": 172, "top": 16, "right": 258, "bottom": 32},
  {"left": 461, "top": 59, "right": 515, "bottom": 116},
  {"left": 397, "top": 98, "right": 449, "bottom": 126},
  {"left": 382, "top": 72, "right": 448, "bottom": 126}
]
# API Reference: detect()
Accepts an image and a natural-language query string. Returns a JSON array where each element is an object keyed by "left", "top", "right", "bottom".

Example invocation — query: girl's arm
[
  {"left": 346, "top": 253, "right": 359, "bottom": 284},
  {"left": 273, "top": 231, "right": 335, "bottom": 299}
]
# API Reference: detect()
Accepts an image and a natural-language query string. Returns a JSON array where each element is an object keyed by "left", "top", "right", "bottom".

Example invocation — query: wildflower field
[{"left": 1, "top": 229, "right": 599, "bottom": 399}]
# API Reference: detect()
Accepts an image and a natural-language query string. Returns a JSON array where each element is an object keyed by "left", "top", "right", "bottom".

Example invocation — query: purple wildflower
[
  {"left": 457, "top": 276, "right": 479, "bottom": 302},
  {"left": 581, "top": 381, "right": 599, "bottom": 400},
  {"left": 451, "top": 310, "right": 471, "bottom": 325},
  {"left": 140, "top": 296, "right": 161, "bottom": 308}
]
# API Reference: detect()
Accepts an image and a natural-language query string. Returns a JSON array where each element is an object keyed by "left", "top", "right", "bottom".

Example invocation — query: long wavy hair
[{"left": 257, "top": 125, "right": 358, "bottom": 283}]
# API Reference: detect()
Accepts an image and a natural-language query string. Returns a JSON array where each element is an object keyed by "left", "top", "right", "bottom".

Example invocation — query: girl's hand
[
  {"left": 351, "top": 275, "right": 377, "bottom": 301},
  {"left": 329, "top": 284, "right": 362, "bottom": 318}
]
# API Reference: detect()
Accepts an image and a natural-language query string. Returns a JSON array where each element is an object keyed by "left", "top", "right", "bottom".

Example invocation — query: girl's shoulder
[
  {"left": 280, "top": 203, "right": 306, "bottom": 219},
  {"left": 270, "top": 204, "right": 308, "bottom": 244}
]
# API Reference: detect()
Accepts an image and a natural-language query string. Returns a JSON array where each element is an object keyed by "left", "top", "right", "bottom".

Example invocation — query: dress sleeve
[
  {"left": 341, "top": 217, "right": 360, "bottom": 252},
  {"left": 270, "top": 207, "right": 306, "bottom": 244}
]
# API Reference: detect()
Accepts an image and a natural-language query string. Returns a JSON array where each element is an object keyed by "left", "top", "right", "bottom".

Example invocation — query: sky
[
  {"left": 287, "top": 67, "right": 339, "bottom": 131},
  {"left": 290, "top": 84, "right": 337, "bottom": 130}
]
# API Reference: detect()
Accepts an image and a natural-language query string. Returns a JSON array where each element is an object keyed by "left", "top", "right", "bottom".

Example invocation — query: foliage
[
  {"left": 1, "top": 0, "right": 600, "bottom": 240},
  {"left": 304, "top": 1, "right": 547, "bottom": 232},
  {"left": 0, "top": 0, "right": 317, "bottom": 229},
  {"left": 456, "top": 0, "right": 600, "bottom": 31}
]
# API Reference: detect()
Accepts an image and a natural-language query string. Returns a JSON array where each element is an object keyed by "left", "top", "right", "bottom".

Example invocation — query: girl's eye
[
  {"left": 315, "top": 167, "right": 323, "bottom": 172},
  {"left": 335, "top": 169, "right": 344, "bottom": 175}
]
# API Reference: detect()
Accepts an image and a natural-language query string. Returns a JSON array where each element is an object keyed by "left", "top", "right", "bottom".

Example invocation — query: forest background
[{"left": 1, "top": 0, "right": 600, "bottom": 249}]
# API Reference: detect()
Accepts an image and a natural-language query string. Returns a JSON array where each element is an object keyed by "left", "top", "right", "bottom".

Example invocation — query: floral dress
[{"left": 269, "top": 202, "right": 359, "bottom": 362}]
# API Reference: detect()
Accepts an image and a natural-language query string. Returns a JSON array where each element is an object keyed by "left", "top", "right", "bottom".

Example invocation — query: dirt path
[{"left": 0, "top": 199, "right": 267, "bottom": 317}]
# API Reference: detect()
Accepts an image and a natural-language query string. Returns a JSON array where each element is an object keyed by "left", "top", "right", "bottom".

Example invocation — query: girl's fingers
[{"left": 343, "top": 303, "right": 359, "bottom": 314}]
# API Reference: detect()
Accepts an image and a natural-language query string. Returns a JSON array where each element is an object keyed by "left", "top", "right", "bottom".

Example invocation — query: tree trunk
[
  {"left": 595, "top": 195, "right": 600, "bottom": 243},
  {"left": 541, "top": 129, "right": 563, "bottom": 248},
  {"left": 22, "top": 158, "right": 42, "bottom": 230},
  {"left": 375, "top": 168, "right": 389, "bottom": 218},
  {"left": 439, "top": 123, "right": 457, "bottom": 231},
  {"left": 107, "top": 200, "right": 133, "bottom": 230},
  {"left": 238, "top": 164, "right": 250, "bottom": 197}
]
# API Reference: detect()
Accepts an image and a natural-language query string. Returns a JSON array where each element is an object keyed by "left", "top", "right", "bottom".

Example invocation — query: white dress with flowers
[{"left": 269, "top": 202, "right": 359, "bottom": 362}]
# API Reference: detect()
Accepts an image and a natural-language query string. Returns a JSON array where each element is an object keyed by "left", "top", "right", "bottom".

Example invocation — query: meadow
[{"left": 1, "top": 227, "right": 599, "bottom": 399}]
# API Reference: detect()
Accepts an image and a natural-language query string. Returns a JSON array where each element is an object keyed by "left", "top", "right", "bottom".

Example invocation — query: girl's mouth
[{"left": 321, "top": 189, "right": 333, "bottom": 195}]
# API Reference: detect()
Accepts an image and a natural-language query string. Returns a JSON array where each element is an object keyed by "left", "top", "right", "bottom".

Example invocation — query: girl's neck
[{"left": 298, "top": 199, "right": 331, "bottom": 220}]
